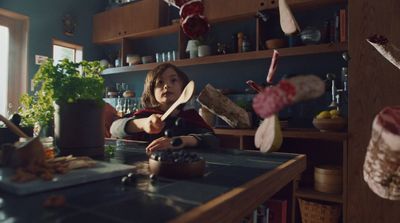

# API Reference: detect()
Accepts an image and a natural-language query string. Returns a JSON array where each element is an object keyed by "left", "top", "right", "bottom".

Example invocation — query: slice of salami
[{"left": 253, "top": 75, "right": 325, "bottom": 118}]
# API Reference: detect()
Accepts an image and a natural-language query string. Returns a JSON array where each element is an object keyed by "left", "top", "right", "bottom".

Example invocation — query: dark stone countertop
[{"left": 0, "top": 140, "right": 304, "bottom": 223}]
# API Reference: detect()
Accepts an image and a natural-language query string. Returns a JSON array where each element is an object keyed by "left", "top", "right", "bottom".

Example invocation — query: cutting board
[{"left": 0, "top": 161, "right": 134, "bottom": 195}]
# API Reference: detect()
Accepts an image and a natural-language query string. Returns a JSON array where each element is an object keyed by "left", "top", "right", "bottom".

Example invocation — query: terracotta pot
[{"left": 54, "top": 100, "right": 104, "bottom": 157}]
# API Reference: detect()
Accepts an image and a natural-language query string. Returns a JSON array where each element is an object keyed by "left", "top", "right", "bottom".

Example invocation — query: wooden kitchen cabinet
[
  {"left": 92, "top": 8, "right": 123, "bottom": 44},
  {"left": 92, "top": 0, "right": 168, "bottom": 44},
  {"left": 203, "top": 0, "right": 268, "bottom": 22},
  {"left": 214, "top": 128, "right": 348, "bottom": 223}
]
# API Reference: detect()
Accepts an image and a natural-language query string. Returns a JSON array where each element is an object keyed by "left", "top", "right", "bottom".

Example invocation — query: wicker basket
[{"left": 298, "top": 199, "right": 341, "bottom": 223}]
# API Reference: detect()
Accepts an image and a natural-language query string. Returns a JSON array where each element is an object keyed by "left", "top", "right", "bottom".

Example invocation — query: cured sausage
[
  {"left": 363, "top": 106, "right": 400, "bottom": 200},
  {"left": 253, "top": 75, "right": 325, "bottom": 118}
]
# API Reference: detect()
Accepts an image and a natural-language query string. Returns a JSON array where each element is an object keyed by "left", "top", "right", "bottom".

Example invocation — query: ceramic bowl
[
  {"left": 126, "top": 54, "right": 141, "bottom": 66},
  {"left": 148, "top": 158, "right": 205, "bottom": 179},
  {"left": 141, "top": 56, "right": 154, "bottom": 64},
  {"left": 265, "top": 38, "right": 287, "bottom": 49},
  {"left": 312, "top": 117, "right": 347, "bottom": 132}
]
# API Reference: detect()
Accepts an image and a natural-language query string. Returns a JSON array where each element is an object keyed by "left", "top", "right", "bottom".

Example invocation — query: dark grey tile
[
  {"left": 156, "top": 181, "right": 229, "bottom": 204},
  {"left": 93, "top": 193, "right": 195, "bottom": 223}
]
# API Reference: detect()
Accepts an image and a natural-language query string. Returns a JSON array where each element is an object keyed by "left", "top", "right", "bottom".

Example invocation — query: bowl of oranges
[{"left": 312, "top": 109, "right": 347, "bottom": 132}]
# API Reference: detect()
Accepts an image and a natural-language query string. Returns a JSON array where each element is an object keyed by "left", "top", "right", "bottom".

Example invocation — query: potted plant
[
  {"left": 196, "top": 35, "right": 214, "bottom": 57},
  {"left": 27, "top": 58, "right": 106, "bottom": 157},
  {"left": 19, "top": 84, "right": 54, "bottom": 137}
]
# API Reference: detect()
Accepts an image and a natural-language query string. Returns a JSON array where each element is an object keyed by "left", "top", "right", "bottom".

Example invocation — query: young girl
[{"left": 110, "top": 63, "right": 218, "bottom": 153}]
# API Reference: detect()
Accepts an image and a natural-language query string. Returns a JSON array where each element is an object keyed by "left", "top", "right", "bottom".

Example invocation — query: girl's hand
[
  {"left": 142, "top": 114, "right": 164, "bottom": 134},
  {"left": 146, "top": 136, "right": 182, "bottom": 153}
]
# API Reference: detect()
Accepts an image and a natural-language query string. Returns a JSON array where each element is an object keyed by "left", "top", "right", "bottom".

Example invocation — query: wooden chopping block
[{"left": 197, "top": 84, "right": 251, "bottom": 128}]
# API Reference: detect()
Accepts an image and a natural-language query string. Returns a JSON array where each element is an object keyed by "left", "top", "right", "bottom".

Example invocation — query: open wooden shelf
[
  {"left": 102, "top": 42, "right": 347, "bottom": 75},
  {"left": 295, "top": 187, "right": 343, "bottom": 203},
  {"left": 214, "top": 128, "right": 348, "bottom": 142}
]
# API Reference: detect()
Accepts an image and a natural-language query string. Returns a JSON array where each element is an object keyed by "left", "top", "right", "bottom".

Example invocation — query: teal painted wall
[{"left": 0, "top": 0, "right": 107, "bottom": 85}]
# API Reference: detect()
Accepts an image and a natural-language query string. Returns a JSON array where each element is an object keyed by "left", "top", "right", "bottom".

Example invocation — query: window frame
[
  {"left": 0, "top": 8, "right": 29, "bottom": 116},
  {"left": 52, "top": 39, "right": 83, "bottom": 63}
]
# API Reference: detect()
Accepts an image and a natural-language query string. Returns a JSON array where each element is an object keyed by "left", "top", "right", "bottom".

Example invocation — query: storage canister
[{"left": 314, "top": 165, "right": 342, "bottom": 194}]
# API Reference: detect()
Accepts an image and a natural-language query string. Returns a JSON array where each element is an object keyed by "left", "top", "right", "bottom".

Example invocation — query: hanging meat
[{"left": 164, "top": 0, "right": 210, "bottom": 39}]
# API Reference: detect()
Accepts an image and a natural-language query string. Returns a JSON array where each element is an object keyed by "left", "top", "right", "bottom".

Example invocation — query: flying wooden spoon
[
  {"left": 279, "top": 0, "right": 301, "bottom": 35},
  {"left": 161, "top": 80, "right": 195, "bottom": 121}
]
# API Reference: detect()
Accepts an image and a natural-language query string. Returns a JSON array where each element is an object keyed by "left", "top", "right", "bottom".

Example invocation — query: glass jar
[
  {"left": 41, "top": 137, "right": 55, "bottom": 159},
  {"left": 300, "top": 26, "right": 321, "bottom": 45}
]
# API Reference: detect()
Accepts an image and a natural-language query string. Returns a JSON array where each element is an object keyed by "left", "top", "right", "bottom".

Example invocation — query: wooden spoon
[
  {"left": 161, "top": 80, "right": 195, "bottom": 121},
  {"left": 279, "top": 0, "right": 301, "bottom": 35},
  {"left": 0, "top": 114, "right": 45, "bottom": 167}
]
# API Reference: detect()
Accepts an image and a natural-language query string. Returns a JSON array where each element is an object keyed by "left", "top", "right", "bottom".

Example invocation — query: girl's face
[{"left": 154, "top": 67, "right": 184, "bottom": 111}]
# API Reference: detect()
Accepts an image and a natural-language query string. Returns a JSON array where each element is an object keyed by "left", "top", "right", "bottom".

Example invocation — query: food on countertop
[
  {"left": 253, "top": 75, "right": 325, "bottom": 119},
  {"left": 364, "top": 106, "right": 400, "bottom": 200},
  {"left": 255, "top": 115, "right": 283, "bottom": 153},
  {"left": 149, "top": 149, "right": 202, "bottom": 163},
  {"left": 9, "top": 155, "right": 97, "bottom": 183}
]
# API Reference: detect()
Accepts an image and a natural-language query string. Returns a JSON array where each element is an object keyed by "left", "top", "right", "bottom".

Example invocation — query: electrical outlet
[{"left": 35, "top": 55, "right": 48, "bottom": 65}]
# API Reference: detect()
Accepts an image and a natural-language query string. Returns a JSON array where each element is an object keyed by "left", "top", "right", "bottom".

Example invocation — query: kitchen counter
[{"left": 0, "top": 140, "right": 306, "bottom": 223}]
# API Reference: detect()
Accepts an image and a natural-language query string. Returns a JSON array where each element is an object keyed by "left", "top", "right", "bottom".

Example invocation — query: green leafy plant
[{"left": 19, "top": 59, "right": 106, "bottom": 127}]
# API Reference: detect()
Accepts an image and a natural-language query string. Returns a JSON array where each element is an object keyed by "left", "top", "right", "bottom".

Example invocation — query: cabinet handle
[
  {"left": 260, "top": 2, "right": 264, "bottom": 6},
  {"left": 118, "top": 32, "right": 121, "bottom": 35}
]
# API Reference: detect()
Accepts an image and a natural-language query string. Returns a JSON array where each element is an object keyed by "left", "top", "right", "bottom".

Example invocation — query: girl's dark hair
[{"left": 141, "top": 63, "right": 189, "bottom": 109}]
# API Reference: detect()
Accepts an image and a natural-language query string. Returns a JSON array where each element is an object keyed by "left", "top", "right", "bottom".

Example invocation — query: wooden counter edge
[{"left": 169, "top": 154, "right": 306, "bottom": 223}]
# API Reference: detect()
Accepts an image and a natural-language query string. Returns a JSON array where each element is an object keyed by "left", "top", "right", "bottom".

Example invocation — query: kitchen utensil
[
  {"left": 0, "top": 114, "right": 28, "bottom": 138},
  {"left": 161, "top": 80, "right": 195, "bottom": 121},
  {"left": 279, "top": 0, "right": 301, "bottom": 35},
  {"left": 0, "top": 114, "right": 45, "bottom": 167}
]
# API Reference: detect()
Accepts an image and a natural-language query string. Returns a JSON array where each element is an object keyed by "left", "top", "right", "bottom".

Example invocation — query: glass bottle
[{"left": 231, "top": 34, "right": 238, "bottom": 53}]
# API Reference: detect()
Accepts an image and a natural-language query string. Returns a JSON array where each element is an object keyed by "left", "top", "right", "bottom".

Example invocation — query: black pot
[
  {"left": 54, "top": 100, "right": 105, "bottom": 157},
  {"left": 0, "top": 127, "right": 33, "bottom": 145}
]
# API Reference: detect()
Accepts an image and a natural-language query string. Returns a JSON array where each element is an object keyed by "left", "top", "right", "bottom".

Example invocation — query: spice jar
[{"left": 41, "top": 137, "right": 55, "bottom": 159}]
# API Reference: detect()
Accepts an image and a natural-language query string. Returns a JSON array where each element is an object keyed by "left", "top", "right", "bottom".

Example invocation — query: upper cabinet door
[
  {"left": 93, "top": 7, "right": 125, "bottom": 43},
  {"left": 93, "top": 0, "right": 167, "bottom": 44},
  {"left": 203, "top": 0, "right": 269, "bottom": 22},
  {"left": 122, "top": 0, "right": 165, "bottom": 35}
]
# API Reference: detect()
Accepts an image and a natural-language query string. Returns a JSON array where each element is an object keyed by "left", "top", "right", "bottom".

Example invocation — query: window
[
  {"left": 0, "top": 9, "right": 28, "bottom": 117},
  {"left": 0, "top": 25, "right": 9, "bottom": 116},
  {"left": 52, "top": 39, "right": 83, "bottom": 63}
]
